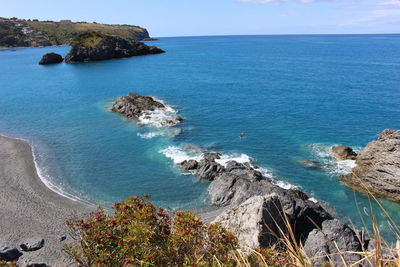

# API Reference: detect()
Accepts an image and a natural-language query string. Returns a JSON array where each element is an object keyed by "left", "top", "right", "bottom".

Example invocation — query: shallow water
[{"left": 0, "top": 35, "right": 399, "bottom": 240}]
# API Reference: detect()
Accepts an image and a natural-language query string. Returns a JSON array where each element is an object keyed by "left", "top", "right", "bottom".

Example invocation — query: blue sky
[{"left": 1, "top": 0, "right": 399, "bottom": 36}]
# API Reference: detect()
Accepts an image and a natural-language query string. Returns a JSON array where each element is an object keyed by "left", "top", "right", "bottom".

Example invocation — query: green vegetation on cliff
[{"left": 0, "top": 17, "right": 150, "bottom": 48}]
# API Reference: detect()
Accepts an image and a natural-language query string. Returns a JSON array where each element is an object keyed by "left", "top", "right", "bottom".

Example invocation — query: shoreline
[{"left": 0, "top": 135, "right": 94, "bottom": 266}]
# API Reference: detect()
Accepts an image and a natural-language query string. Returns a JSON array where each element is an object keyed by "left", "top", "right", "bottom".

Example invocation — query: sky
[{"left": 1, "top": 0, "right": 399, "bottom": 37}]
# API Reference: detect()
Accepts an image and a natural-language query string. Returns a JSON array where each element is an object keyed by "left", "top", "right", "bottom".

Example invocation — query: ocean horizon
[{"left": 1, "top": 34, "right": 399, "bottom": 241}]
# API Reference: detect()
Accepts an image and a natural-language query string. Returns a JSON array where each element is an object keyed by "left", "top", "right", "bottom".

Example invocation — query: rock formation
[
  {"left": 331, "top": 145, "right": 357, "bottom": 160},
  {"left": 304, "top": 219, "right": 362, "bottom": 266},
  {"left": 110, "top": 93, "right": 183, "bottom": 127},
  {"left": 341, "top": 129, "right": 400, "bottom": 202},
  {"left": 65, "top": 32, "right": 164, "bottom": 63},
  {"left": 38, "top": 52, "right": 63, "bottom": 65},
  {"left": 173, "top": 149, "right": 365, "bottom": 264}
]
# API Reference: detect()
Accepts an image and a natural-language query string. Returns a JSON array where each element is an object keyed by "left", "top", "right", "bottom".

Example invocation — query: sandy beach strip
[{"left": 0, "top": 135, "right": 95, "bottom": 266}]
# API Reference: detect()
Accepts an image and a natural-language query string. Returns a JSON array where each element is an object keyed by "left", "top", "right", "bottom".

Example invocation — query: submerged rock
[
  {"left": 0, "top": 246, "right": 22, "bottom": 261},
  {"left": 65, "top": 31, "right": 165, "bottom": 63},
  {"left": 38, "top": 52, "right": 63, "bottom": 65},
  {"left": 298, "top": 159, "right": 321, "bottom": 170},
  {"left": 341, "top": 129, "right": 400, "bottom": 202},
  {"left": 331, "top": 145, "right": 357, "bottom": 160},
  {"left": 110, "top": 93, "right": 183, "bottom": 127},
  {"left": 304, "top": 219, "right": 362, "bottom": 266}
]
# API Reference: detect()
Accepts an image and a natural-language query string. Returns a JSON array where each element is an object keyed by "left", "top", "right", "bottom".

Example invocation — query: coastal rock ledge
[
  {"left": 341, "top": 129, "right": 400, "bottom": 202},
  {"left": 111, "top": 93, "right": 183, "bottom": 127},
  {"left": 65, "top": 31, "right": 165, "bottom": 63}
]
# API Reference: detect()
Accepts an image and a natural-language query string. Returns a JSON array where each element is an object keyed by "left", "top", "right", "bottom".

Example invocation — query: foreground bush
[{"left": 65, "top": 196, "right": 293, "bottom": 267}]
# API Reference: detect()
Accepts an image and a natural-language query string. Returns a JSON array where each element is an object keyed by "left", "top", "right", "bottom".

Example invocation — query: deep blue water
[{"left": 1, "top": 35, "right": 400, "bottom": 240}]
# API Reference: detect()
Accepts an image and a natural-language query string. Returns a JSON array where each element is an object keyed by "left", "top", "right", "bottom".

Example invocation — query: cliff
[{"left": 0, "top": 17, "right": 150, "bottom": 48}]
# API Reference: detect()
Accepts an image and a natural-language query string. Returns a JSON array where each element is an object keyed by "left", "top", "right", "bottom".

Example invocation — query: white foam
[
  {"left": 137, "top": 131, "right": 165, "bottom": 139},
  {"left": 308, "top": 143, "right": 359, "bottom": 175},
  {"left": 215, "top": 153, "right": 252, "bottom": 167},
  {"left": 160, "top": 145, "right": 299, "bottom": 191},
  {"left": 159, "top": 146, "right": 203, "bottom": 165},
  {"left": 309, "top": 197, "right": 318, "bottom": 203},
  {"left": 137, "top": 97, "right": 182, "bottom": 128}
]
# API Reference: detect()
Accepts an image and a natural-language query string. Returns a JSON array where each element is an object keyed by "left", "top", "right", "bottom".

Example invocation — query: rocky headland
[
  {"left": 340, "top": 129, "right": 400, "bottom": 202},
  {"left": 111, "top": 93, "right": 183, "bottom": 127},
  {"left": 38, "top": 52, "right": 63, "bottom": 65},
  {"left": 0, "top": 17, "right": 150, "bottom": 48},
  {"left": 64, "top": 32, "right": 165, "bottom": 63}
]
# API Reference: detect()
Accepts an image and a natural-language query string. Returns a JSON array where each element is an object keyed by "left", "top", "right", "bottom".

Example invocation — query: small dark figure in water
[{"left": 240, "top": 132, "right": 246, "bottom": 139}]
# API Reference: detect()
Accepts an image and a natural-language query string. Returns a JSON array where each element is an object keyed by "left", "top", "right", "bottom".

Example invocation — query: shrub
[{"left": 64, "top": 196, "right": 293, "bottom": 266}]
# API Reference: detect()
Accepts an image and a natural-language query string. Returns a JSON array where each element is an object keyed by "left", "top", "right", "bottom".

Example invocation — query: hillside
[{"left": 0, "top": 17, "right": 150, "bottom": 48}]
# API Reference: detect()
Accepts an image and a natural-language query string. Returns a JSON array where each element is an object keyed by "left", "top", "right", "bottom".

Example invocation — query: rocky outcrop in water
[
  {"left": 38, "top": 52, "right": 63, "bottom": 65},
  {"left": 65, "top": 32, "right": 164, "bottom": 63},
  {"left": 331, "top": 145, "right": 357, "bottom": 160},
  {"left": 341, "top": 129, "right": 400, "bottom": 202},
  {"left": 111, "top": 93, "right": 183, "bottom": 127}
]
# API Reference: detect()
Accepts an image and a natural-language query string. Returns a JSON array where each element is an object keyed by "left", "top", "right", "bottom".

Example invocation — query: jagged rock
[
  {"left": 179, "top": 159, "right": 198, "bottom": 171},
  {"left": 196, "top": 159, "right": 225, "bottom": 181},
  {"left": 298, "top": 159, "right": 321, "bottom": 169},
  {"left": 340, "top": 129, "right": 400, "bottom": 202},
  {"left": 0, "top": 246, "right": 22, "bottom": 261},
  {"left": 38, "top": 52, "right": 63, "bottom": 65},
  {"left": 65, "top": 31, "right": 164, "bottom": 63},
  {"left": 213, "top": 194, "right": 285, "bottom": 248},
  {"left": 20, "top": 238, "right": 45, "bottom": 251},
  {"left": 214, "top": 192, "right": 332, "bottom": 248},
  {"left": 304, "top": 219, "right": 362, "bottom": 266},
  {"left": 331, "top": 145, "right": 357, "bottom": 160},
  {"left": 208, "top": 172, "right": 278, "bottom": 207},
  {"left": 111, "top": 93, "right": 165, "bottom": 119},
  {"left": 110, "top": 93, "right": 182, "bottom": 127},
  {"left": 203, "top": 152, "right": 221, "bottom": 161}
]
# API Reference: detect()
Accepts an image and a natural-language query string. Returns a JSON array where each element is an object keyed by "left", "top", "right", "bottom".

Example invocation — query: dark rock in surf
[{"left": 331, "top": 145, "right": 357, "bottom": 160}]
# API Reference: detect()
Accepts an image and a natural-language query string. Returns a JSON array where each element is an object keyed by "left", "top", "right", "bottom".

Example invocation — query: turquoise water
[{"left": 0, "top": 35, "right": 400, "bottom": 240}]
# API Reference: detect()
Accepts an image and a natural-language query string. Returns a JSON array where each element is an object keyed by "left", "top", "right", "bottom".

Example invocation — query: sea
[{"left": 0, "top": 34, "right": 399, "bottom": 241}]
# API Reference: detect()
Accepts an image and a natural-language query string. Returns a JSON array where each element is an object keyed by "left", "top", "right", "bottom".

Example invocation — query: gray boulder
[
  {"left": 179, "top": 159, "right": 198, "bottom": 171},
  {"left": 304, "top": 219, "right": 362, "bottom": 266},
  {"left": 331, "top": 145, "right": 357, "bottom": 160},
  {"left": 208, "top": 172, "right": 279, "bottom": 207},
  {"left": 0, "top": 246, "right": 22, "bottom": 261},
  {"left": 340, "top": 129, "right": 400, "bottom": 202},
  {"left": 214, "top": 192, "right": 332, "bottom": 248},
  {"left": 20, "top": 238, "right": 45, "bottom": 251},
  {"left": 196, "top": 159, "right": 225, "bottom": 181},
  {"left": 213, "top": 194, "right": 286, "bottom": 248}
]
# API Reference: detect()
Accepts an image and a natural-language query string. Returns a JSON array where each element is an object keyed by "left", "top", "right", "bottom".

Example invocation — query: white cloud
[{"left": 382, "top": 0, "right": 400, "bottom": 6}]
